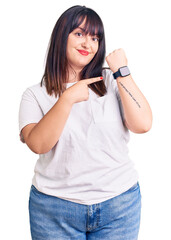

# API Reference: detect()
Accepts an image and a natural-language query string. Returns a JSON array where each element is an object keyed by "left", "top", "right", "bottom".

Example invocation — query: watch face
[{"left": 120, "top": 66, "right": 130, "bottom": 76}]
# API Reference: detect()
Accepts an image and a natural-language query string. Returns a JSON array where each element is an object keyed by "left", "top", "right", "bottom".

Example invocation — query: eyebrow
[
  {"left": 76, "top": 27, "right": 99, "bottom": 37},
  {"left": 77, "top": 27, "right": 86, "bottom": 32}
]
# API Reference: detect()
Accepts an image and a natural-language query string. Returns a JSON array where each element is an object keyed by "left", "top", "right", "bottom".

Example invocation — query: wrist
[
  {"left": 60, "top": 91, "right": 74, "bottom": 108},
  {"left": 112, "top": 65, "right": 126, "bottom": 73},
  {"left": 116, "top": 75, "right": 131, "bottom": 81},
  {"left": 113, "top": 66, "right": 130, "bottom": 80}
]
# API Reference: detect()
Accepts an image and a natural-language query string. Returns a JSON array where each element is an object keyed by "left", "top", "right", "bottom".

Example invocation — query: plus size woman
[{"left": 19, "top": 5, "right": 152, "bottom": 240}]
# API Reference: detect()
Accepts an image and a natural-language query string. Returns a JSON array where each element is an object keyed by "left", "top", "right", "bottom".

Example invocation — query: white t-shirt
[{"left": 18, "top": 69, "right": 139, "bottom": 205}]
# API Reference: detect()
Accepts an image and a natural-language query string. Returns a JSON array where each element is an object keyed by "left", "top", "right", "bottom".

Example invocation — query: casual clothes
[
  {"left": 29, "top": 182, "right": 141, "bottom": 239},
  {"left": 18, "top": 68, "right": 139, "bottom": 205}
]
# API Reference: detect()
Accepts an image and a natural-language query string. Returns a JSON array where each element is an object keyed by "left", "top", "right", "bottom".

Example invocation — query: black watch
[{"left": 113, "top": 66, "right": 130, "bottom": 79}]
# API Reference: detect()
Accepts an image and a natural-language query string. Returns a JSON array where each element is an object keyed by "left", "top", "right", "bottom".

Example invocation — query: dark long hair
[{"left": 40, "top": 5, "right": 107, "bottom": 98}]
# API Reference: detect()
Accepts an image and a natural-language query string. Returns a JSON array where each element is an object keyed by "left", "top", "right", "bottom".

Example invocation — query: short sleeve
[{"left": 18, "top": 88, "right": 44, "bottom": 143}]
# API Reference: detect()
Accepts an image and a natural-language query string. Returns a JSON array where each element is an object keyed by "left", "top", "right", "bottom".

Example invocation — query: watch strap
[{"left": 113, "top": 71, "right": 121, "bottom": 79}]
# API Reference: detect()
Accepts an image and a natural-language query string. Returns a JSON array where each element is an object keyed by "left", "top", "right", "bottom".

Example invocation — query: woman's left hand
[{"left": 105, "top": 48, "right": 128, "bottom": 73}]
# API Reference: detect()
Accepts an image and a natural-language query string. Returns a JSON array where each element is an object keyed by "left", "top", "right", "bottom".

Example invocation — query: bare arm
[
  {"left": 116, "top": 74, "right": 153, "bottom": 133},
  {"left": 21, "top": 76, "right": 103, "bottom": 154},
  {"left": 106, "top": 48, "right": 153, "bottom": 133},
  {"left": 22, "top": 92, "right": 73, "bottom": 154}
]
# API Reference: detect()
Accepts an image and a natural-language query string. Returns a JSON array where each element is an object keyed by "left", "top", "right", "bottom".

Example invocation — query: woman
[{"left": 19, "top": 5, "right": 152, "bottom": 240}]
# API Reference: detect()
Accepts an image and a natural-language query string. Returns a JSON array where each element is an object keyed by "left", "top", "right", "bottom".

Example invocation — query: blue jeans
[{"left": 29, "top": 182, "right": 141, "bottom": 240}]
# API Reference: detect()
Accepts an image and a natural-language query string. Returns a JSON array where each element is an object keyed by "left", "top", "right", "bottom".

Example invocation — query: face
[{"left": 66, "top": 19, "right": 99, "bottom": 72}]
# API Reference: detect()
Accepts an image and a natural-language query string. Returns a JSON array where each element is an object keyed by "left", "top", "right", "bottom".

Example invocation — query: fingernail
[{"left": 100, "top": 77, "right": 103, "bottom": 79}]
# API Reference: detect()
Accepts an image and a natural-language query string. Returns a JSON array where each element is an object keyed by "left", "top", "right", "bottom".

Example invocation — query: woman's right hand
[{"left": 62, "top": 76, "right": 103, "bottom": 105}]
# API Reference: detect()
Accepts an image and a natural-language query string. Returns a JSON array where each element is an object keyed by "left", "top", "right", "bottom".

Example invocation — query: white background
[{"left": 1, "top": 0, "right": 171, "bottom": 239}]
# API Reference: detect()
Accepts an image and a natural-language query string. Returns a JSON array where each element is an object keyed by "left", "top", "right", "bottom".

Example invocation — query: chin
[{"left": 78, "top": 58, "right": 92, "bottom": 67}]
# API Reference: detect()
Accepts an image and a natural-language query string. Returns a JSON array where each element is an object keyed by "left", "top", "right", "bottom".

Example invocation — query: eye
[
  {"left": 92, "top": 36, "right": 99, "bottom": 42},
  {"left": 75, "top": 32, "right": 83, "bottom": 37}
]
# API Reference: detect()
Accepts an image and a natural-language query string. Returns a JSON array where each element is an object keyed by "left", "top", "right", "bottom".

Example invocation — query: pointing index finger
[{"left": 84, "top": 76, "right": 103, "bottom": 85}]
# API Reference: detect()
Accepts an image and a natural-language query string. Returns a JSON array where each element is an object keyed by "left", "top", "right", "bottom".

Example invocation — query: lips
[{"left": 77, "top": 50, "right": 89, "bottom": 56}]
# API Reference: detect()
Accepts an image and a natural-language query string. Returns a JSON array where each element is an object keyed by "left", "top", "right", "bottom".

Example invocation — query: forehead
[
  {"left": 77, "top": 18, "right": 87, "bottom": 28},
  {"left": 73, "top": 17, "right": 99, "bottom": 36}
]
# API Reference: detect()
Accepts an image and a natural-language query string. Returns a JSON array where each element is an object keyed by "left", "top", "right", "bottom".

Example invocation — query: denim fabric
[{"left": 29, "top": 182, "right": 141, "bottom": 240}]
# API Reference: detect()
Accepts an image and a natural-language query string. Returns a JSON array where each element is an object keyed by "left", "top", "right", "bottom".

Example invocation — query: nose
[{"left": 81, "top": 35, "right": 91, "bottom": 49}]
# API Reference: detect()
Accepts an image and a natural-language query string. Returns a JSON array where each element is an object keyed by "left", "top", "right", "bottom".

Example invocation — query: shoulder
[
  {"left": 24, "top": 82, "right": 44, "bottom": 94},
  {"left": 21, "top": 81, "right": 58, "bottom": 108},
  {"left": 21, "top": 82, "right": 46, "bottom": 100},
  {"left": 21, "top": 82, "right": 40, "bottom": 94}
]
